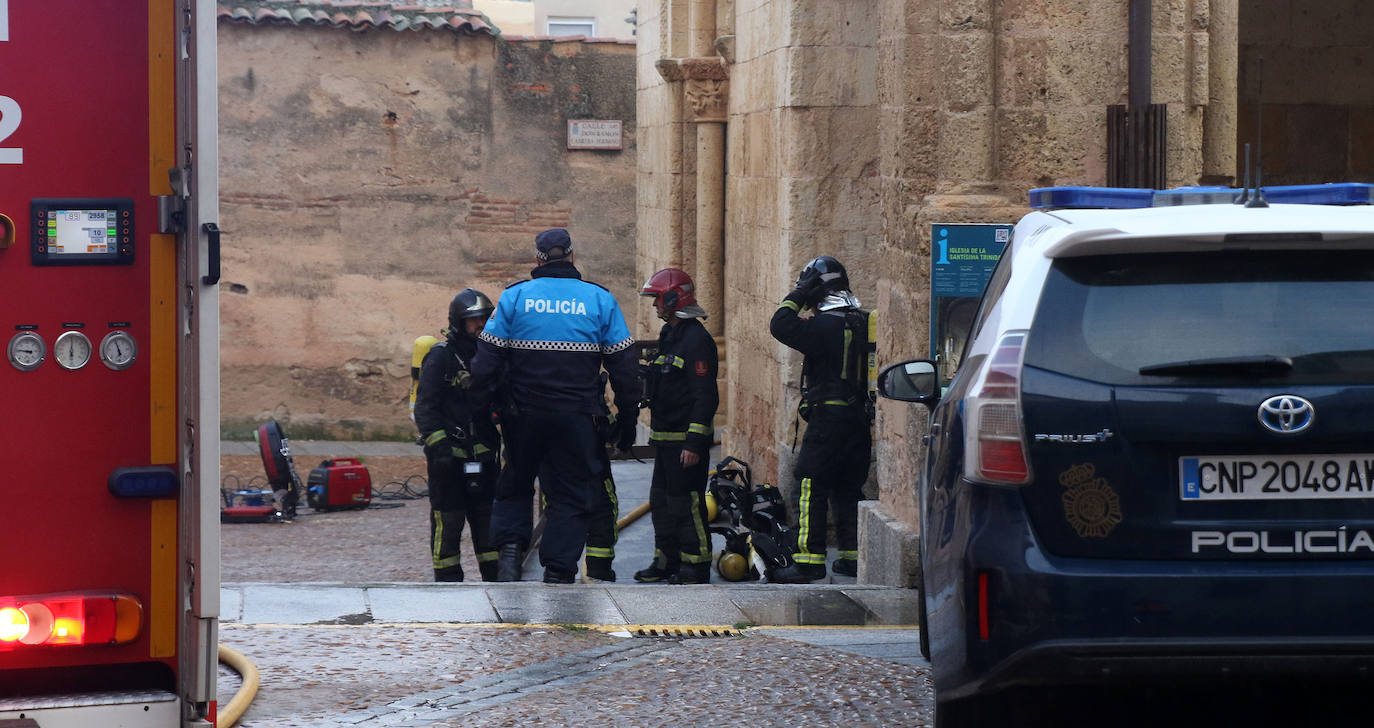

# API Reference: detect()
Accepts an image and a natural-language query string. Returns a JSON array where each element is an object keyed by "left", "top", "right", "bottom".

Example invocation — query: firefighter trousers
[
  {"left": 647, "top": 445, "right": 712, "bottom": 569},
  {"left": 791, "top": 405, "right": 872, "bottom": 568},
  {"left": 427, "top": 456, "right": 498, "bottom": 582},
  {"left": 491, "top": 409, "right": 602, "bottom": 575}
]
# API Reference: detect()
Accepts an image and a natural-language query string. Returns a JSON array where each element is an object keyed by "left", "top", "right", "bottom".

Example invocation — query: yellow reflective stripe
[
  {"left": 672, "top": 356, "right": 685, "bottom": 368},
  {"left": 452, "top": 447, "right": 470, "bottom": 459},
  {"left": 797, "top": 477, "right": 814, "bottom": 559},
  {"left": 425, "top": 430, "right": 448, "bottom": 446},
  {"left": 837, "top": 550, "right": 859, "bottom": 559},
  {"left": 476, "top": 551, "right": 499, "bottom": 563},
  {"left": 473, "top": 443, "right": 491, "bottom": 454},
  {"left": 792, "top": 552, "right": 826, "bottom": 565},
  {"left": 586, "top": 547, "right": 615, "bottom": 559},
  {"left": 433, "top": 554, "right": 463, "bottom": 569},
  {"left": 781, "top": 300, "right": 799, "bottom": 312},
  {"left": 605, "top": 478, "right": 620, "bottom": 544},
  {"left": 654, "top": 355, "right": 667, "bottom": 365},
  {"left": 688, "top": 423, "right": 712, "bottom": 435},
  {"left": 866, "top": 310, "right": 878, "bottom": 395},
  {"left": 821, "top": 400, "right": 850, "bottom": 406},
  {"left": 431, "top": 511, "right": 445, "bottom": 567},
  {"left": 685, "top": 492, "right": 711, "bottom": 562},
  {"left": 650, "top": 430, "right": 687, "bottom": 441}
]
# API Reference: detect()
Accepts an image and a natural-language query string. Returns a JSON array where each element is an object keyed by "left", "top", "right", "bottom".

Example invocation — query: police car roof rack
[{"left": 1028, "top": 183, "right": 1374, "bottom": 211}]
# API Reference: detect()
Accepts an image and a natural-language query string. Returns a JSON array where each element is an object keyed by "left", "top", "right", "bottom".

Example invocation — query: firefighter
[
  {"left": 470, "top": 228, "right": 641, "bottom": 584},
  {"left": 768, "top": 256, "right": 874, "bottom": 583},
  {"left": 633, "top": 268, "right": 719, "bottom": 584},
  {"left": 414, "top": 288, "right": 501, "bottom": 582}
]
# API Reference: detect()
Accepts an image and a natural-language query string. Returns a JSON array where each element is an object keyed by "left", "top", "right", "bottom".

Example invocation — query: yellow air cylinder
[{"left": 410, "top": 335, "right": 439, "bottom": 422}]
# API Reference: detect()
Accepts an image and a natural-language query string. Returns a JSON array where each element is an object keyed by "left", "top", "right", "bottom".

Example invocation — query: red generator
[{"left": 307, "top": 458, "right": 373, "bottom": 510}]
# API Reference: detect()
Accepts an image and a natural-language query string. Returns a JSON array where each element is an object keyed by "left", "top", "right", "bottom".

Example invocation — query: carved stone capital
[
  {"left": 685, "top": 78, "right": 729, "bottom": 122},
  {"left": 655, "top": 58, "right": 684, "bottom": 82},
  {"left": 679, "top": 57, "right": 729, "bottom": 82}
]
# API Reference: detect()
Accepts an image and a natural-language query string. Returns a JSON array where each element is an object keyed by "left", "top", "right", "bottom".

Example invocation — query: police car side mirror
[{"left": 878, "top": 360, "right": 939, "bottom": 408}]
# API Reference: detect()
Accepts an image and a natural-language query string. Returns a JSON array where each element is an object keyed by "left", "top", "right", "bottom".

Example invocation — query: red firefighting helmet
[{"left": 640, "top": 268, "right": 697, "bottom": 312}]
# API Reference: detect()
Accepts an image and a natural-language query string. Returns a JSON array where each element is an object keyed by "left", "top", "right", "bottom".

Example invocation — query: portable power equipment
[{"left": 306, "top": 458, "right": 373, "bottom": 510}]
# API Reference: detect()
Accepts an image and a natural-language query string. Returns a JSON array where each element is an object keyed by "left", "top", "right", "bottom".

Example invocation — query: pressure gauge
[
  {"left": 100, "top": 331, "right": 137, "bottom": 370},
  {"left": 8, "top": 332, "right": 46, "bottom": 371},
  {"left": 54, "top": 331, "right": 92, "bottom": 370}
]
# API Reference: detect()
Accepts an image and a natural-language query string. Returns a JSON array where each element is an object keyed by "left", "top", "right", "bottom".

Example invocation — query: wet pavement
[{"left": 218, "top": 442, "right": 931, "bottom": 727}]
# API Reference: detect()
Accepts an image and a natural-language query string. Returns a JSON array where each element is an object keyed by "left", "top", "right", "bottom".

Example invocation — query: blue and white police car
[{"left": 880, "top": 184, "right": 1374, "bottom": 726}]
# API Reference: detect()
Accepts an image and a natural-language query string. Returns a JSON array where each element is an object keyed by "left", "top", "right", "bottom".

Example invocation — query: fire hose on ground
[{"left": 216, "top": 644, "right": 260, "bottom": 728}]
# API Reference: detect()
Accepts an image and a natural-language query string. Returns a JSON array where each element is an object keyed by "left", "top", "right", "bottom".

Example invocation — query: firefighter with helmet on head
[
  {"left": 414, "top": 288, "right": 501, "bottom": 582},
  {"left": 769, "top": 256, "right": 875, "bottom": 583},
  {"left": 633, "top": 268, "right": 720, "bottom": 584}
]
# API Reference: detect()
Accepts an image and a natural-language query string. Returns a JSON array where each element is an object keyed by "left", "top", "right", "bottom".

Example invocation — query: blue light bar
[
  {"left": 1029, "top": 182, "right": 1374, "bottom": 210},
  {"left": 1261, "top": 183, "right": 1374, "bottom": 205},
  {"left": 1151, "top": 186, "right": 1237, "bottom": 206},
  {"left": 1028, "top": 187, "right": 1153, "bottom": 210},
  {"left": 108, "top": 467, "right": 179, "bottom": 498}
]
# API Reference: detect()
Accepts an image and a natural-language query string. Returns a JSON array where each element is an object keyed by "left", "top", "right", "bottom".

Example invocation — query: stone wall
[{"left": 218, "top": 22, "right": 637, "bottom": 439}]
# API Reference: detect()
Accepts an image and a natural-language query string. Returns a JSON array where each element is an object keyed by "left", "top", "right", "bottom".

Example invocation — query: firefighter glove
[{"left": 615, "top": 410, "right": 638, "bottom": 452}]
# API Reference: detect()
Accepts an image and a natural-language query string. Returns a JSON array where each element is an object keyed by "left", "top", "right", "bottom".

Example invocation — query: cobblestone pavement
[
  {"left": 218, "top": 625, "right": 933, "bottom": 728},
  {"left": 222, "top": 455, "right": 460, "bottom": 582}
]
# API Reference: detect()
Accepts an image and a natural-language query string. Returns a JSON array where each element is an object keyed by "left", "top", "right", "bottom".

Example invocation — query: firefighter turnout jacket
[
  {"left": 646, "top": 317, "right": 719, "bottom": 453},
  {"left": 472, "top": 261, "right": 640, "bottom": 416},
  {"left": 769, "top": 291, "right": 875, "bottom": 417},
  {"left": 415, "top": 333, "right": 499, "bottom": 461}
]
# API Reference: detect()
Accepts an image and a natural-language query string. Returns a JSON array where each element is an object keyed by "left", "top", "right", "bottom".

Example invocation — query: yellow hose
[
  {"left": 616, "top": 501, "right": 650, "bottom": 530},
  {"left": 217, "top": 644, "right": 260, "bottom": 728}
]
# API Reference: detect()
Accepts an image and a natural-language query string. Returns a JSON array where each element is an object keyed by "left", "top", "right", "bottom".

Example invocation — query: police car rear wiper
[{"left": 1138, "top": 354, "right": 1293, "bottom": 377}]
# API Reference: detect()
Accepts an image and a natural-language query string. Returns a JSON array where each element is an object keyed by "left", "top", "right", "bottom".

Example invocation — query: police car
[{"left": 880, "top": 184, "right": 1374, "bottom": 726}]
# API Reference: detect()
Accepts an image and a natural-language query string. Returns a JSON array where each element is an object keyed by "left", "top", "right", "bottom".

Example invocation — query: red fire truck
[{"left": 0, "top": 1, "right": 221, "bottom": 725}]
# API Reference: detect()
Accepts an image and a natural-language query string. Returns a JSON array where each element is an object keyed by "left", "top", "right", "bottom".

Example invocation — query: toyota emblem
[{"left": 1257, "top": 395, "right": 1315, "bottom": 435}]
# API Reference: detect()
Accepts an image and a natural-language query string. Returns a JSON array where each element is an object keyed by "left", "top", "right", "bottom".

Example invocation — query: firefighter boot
[
  {"left": 770, "top": 562, "right": 826, "bottom": 584},
  {"left": 478, "top": 559, "right": 499, "bottom": 582},
  {"left": 585, "top": 556, "right": 616, "bottom": 582},
  {"left": 668, "top": 562, "right": 711, "bottom": 585},
  {"left": 832, "top": 558, "right": 858, "bottom": 577},
  {"left": 495, "top": 543, "right": 523, "bottom": 582},
  {"left": 434, "top": 565, "right": 464, "bottom": 583},
  {"left": 633, "top": 553, "right": 677, "bottom": 583}
]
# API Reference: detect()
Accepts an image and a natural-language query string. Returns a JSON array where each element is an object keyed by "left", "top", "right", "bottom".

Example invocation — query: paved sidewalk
[
  {"left": 223, "top": 439, "right": 423, "bottom": 458},
  {"left": 222, "top": 581, "right": 920, "bottom": 628}
]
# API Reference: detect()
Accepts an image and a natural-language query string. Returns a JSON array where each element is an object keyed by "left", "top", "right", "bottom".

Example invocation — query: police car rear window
[{"left": 1025, "top": 250, "right": 1374, "bottom": 386}]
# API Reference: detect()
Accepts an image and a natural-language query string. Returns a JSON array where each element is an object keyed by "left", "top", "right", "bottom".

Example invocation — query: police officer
[
  {"left": 769, "top": 256, "right": 874, "bottom": 583},
  {"left": 633, "top": 268, "right": 719, "bottom": 584},
  {"left": 470, "top": 228, "right": 640, "bottom": 584},
  {"left": 414, "top": 288, "right": 500, "bottom": 582}
]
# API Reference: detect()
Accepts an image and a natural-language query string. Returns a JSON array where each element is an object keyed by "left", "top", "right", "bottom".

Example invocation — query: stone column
[
  {"left": 682, "top": 58, "right": 728, "bottom": 337},
  {"left": 1203, "top": 0, "right": 1238, "bottom": 185}
]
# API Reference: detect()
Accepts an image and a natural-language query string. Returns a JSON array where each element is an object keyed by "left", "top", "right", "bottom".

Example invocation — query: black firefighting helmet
[
  {"left": 796, "top": 256, "right": 850, "bottom": 297},
  {"left": 448, "top": 288, "right": 494, "bottom": 331}
]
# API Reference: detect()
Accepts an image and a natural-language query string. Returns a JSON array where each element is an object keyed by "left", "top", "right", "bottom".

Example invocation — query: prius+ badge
[{"left": 1034, "top": 429, "right": 1114, "bottom": 444}]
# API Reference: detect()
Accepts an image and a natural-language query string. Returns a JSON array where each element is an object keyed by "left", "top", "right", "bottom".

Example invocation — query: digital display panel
[
  {"left": 30, "top": 198, "right": 135, "bottom": 266},
  {"left": 48, "top": 209, "right": 118, "bottom": 255}
]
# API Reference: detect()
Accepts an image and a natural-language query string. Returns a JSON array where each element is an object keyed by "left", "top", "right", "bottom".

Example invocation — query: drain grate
[{"left": 623, "top": 625, "right": 742, "bottom": 638}]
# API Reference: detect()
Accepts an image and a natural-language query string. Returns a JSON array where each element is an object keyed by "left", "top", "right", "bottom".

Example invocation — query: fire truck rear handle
[{"left": 202, "top": 222, "right": 220, "bottom": 285}]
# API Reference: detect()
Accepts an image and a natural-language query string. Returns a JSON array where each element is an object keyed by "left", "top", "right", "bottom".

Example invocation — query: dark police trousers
[
  {"left": 791, "top": 404, "right": 872, "bottom": 568},
  {"left": 541, "top": 444, "right": 619, "bottom": 569},
  {"left": 428, "top": 456, "right": 498, "bottom": 582},
  {"left": 648, "top": 445, "right": 712, "bottom": 570},
  {"left": 491, "top": 409, "right": 602, "bottom": 574}
]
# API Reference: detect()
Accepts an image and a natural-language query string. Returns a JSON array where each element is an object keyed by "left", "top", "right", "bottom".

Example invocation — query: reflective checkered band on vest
[
  {"left": 604, "top": 337, "right": 636, "bottom": 355},
  {"left": 506, "top": 339, "right": 602, "bottom": 352},
  {"left": 478, "top": 331, "right": 507, "bottom": 347}
]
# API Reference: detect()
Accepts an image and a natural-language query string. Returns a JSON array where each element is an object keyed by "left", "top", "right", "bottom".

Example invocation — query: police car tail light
[
  {"left": 0, "top": 593, "right": 142, "bottom": 648},
  {"left": 965, "top": 330, "right": 1032, "bottom": 485}
]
